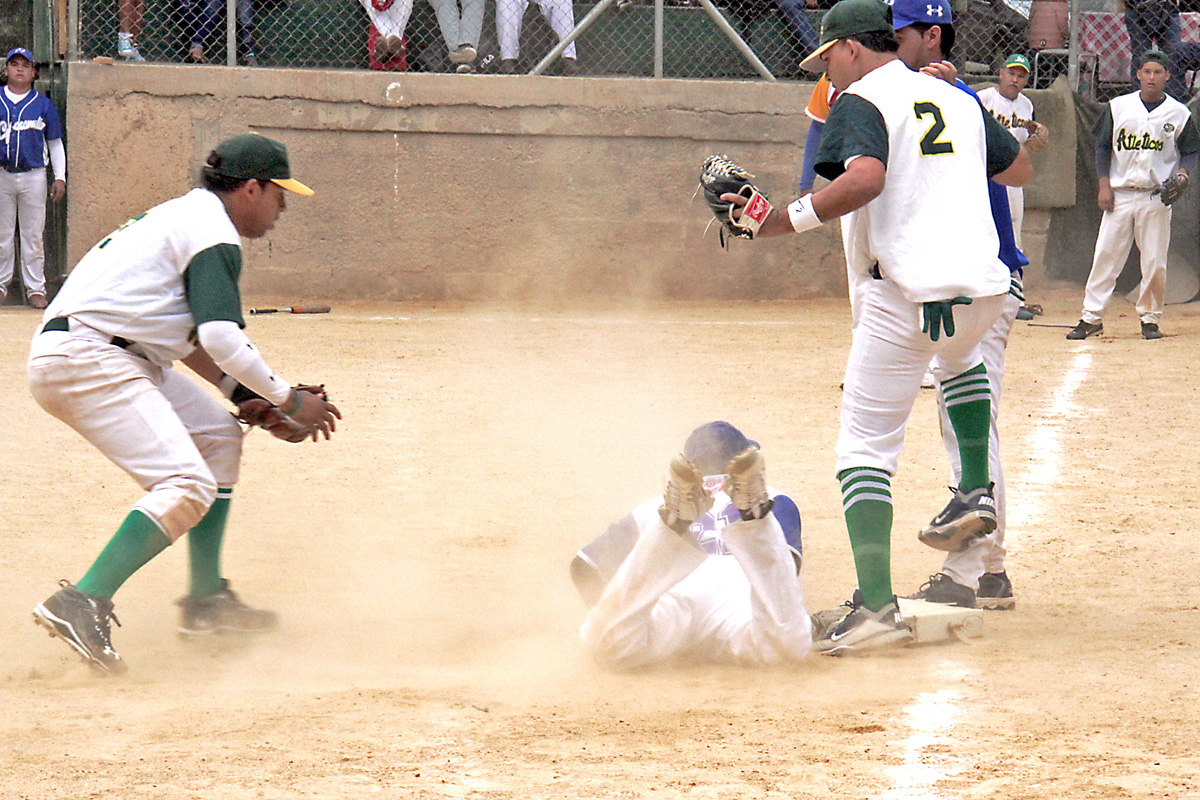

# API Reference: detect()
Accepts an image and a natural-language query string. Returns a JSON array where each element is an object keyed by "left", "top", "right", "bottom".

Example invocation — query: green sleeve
[
  {"left": 983, "top": 110, "right": 1020, "bottom": 178},
  {"left": 1093, "top": 107, "right": 1114, "bottom": 146},
  {"left": 184, "top": 243, "right": 246, "bottom": 327},
  {"left": 814, "top": 94, "right": 889, "bottom": 182},
  {"left": 1177, "top": 114, "right": 1200, "bottom": 157}
]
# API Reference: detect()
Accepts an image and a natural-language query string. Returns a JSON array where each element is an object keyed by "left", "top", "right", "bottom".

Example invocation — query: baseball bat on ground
[{"left": 249, "top": 305, "right": 332, "bottom": 315}]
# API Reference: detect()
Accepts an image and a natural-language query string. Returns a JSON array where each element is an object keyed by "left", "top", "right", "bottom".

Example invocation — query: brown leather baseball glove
[{"left": 236, "top": 385, "right": 332, "bottom": 443}]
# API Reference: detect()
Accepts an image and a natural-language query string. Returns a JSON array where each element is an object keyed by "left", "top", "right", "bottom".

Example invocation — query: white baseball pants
[
  {"left": 28, "top": 328, "right": 244, "bottom": 542},
  {"left": 935, "top": 287, "right": 1020, "bottom": 589},
  {"left": 1082, "top": 188, "right": 1171, "bottom": 325},
  {"left": 580, "top": 514, "right": 812, "bottom": 669},
  {"left": 836, "top": 279, "right": 1006, "bottom": 476},
  {"left": 496, "top": 0, "right": 578, "bottom": 60},
  {"left": 0, "top": 169, "right": 48, "bottom": 297},
  {"left": 361, "top": 0, "right": 415, "bottom": 39},
  {"left": 1007, "top": 185, "right": 1025, "bottom": 251},
  {"left": 428, "top": 0, "right": 484, "bottom": 49}
]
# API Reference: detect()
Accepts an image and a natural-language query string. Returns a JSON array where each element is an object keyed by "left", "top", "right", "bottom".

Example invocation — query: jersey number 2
[{"left": 914, "top": 102, "right": 954, "bottom": 156}]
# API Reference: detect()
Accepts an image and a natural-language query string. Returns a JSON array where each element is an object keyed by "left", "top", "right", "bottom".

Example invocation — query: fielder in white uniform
[
  {"left": 1069, "top": 48, "right": 1199, "bottom": 341},
  {"left": 496, "top": 0, "right": 579, "bottom": 74},
  {"left": 724, "top": 0, "right": 1031, "bottom": 654},
  {"left": 0, "top": 48, "right": 65, "bottom": 309},
  {"left": 28, "top": 134, "right": 340, "bottom": 675},
  {"left": 572, "top": 422, "right": 811, "bottom": 669}
]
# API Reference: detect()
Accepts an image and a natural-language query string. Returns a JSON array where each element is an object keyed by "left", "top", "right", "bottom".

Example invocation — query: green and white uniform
[{"left": 977, "top": 86, "right": 1033, "bottom": 249}]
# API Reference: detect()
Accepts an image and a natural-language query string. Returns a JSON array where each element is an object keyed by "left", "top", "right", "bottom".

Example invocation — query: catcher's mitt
[
  {"left": 1154, "top": 172, "right": 1189, "bottom": 206},
  {"left": 699, "top": 155, "right": 773, "bottom": 246},
  {"left": 236, "top": 384, "right": 331, "bottom": 443},
  {"left": 1023, "top": 121, "right": 1049, "bottom": 154}
]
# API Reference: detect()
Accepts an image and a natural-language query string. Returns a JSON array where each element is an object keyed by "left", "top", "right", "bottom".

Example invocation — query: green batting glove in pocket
[{"left": 922, "top": 297, "right": 973, "bottom": 342}]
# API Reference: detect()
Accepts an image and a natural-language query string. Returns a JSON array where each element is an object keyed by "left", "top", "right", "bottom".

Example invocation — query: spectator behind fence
[
  {"left": 188, "top": 0, "right": 259, "bottom": 65},
  {"left": 774, "top": 0, "right": 820, "bottom": 54},
  {"left": 1123, "top": 0, "right": 1187, "bottom": 98},
  {"left": 0, "top": 48, "right": 65, "bottom": 310},
  {"left": 497, "top": 0, "right": 579, "bottom": 73},
  {"left": 361, "top": 0, "right": 412, "bottom": 70},
  {"left": 429, "top": 0, "right": 485, "bottom": 72},
  {"left": 117, "top": 0, "right": 147, "bottom": 60}
]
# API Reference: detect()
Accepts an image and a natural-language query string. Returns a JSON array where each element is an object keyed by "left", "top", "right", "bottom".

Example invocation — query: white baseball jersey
[
  {"left": 976, "top": 87, "right": 1032, "bottom": 146},
  {"left": 45, "top": 188, "right": 245, "bottom": 367},
  {"left": 816, "top": 60, "right": 1012, "bottom": 303},
  {"left": 1106, "top": 90, "right": 1192, "bottom": 189}
]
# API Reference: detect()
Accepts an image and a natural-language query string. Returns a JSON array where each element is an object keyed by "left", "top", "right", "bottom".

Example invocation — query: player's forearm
[
  {"left": 181, "top": 346, "right": 225, "bottom": 386},
  {"left": 993, "top": 146, "right": 1032, "bottom": 187},
  {"left": 196, "top": 320, "right": 293, "bottom": 406}
]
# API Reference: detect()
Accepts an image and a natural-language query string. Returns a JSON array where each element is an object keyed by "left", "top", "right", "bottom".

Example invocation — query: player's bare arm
[
  {"left": 181, "top": 345, "right": 225, "bottom": 385},
  {"left": 992, "top": 146, "right": 1032, "bottom": 187}
]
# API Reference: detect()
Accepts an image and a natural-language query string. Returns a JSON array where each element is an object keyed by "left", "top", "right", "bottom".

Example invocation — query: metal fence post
[
  {"left": 1067, "top": 0, "right": 1080, "bottom": 90},
  {"left": 67, "top": 0, "right": 78, "bottom": 61},
  {"left": 227, "top": 0, "right": 237, "bottom": 65},
  {"left": 654, "top": 0, "right": 664, "bottom": 79}
]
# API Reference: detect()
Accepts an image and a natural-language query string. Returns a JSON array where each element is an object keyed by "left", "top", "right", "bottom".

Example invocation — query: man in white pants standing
[
  {"left": 496, "top": 0, "right": 579, "bottom": 74},
  {"left": 1068, "top": 49, "right": 1199, "bottom": 341}
]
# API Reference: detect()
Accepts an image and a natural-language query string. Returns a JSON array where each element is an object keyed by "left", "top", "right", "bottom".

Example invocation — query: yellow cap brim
[
  {"left": 272, "top": 177, "right": 314, "bottom": 196},
  {"left": 800, "top": 39, "right": 839, "bottom": 73}
]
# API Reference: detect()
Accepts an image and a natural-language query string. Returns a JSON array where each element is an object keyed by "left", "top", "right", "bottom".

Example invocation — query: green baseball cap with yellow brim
[
  {"left": 1003, "top": 53, "right": 1031, "bottom": 72},
  {"left": 210, "top": 133, "right": 314, "bottom": 196},
  {"left": 800, "top": 0, "right": 893, "bottom": 73}
]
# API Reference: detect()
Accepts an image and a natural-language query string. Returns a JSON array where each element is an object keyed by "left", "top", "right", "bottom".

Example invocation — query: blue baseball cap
[
  {"left": 684, "top": 421, "right": 759, "bottom": 475},
  {"left": 890, "top": 0, "right": 952, "bottom": 29},
  {"left": 6, "top": 47, "right": 34, "bottom": 64}
]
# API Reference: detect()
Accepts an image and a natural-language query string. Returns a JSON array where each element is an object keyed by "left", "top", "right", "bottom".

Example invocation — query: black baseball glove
[
  {"left": 699, "top": 155, "right": 773, "bottom": 246},
  {"left": 1154, "top": 172, "right": 1189, "bottom": 206}
]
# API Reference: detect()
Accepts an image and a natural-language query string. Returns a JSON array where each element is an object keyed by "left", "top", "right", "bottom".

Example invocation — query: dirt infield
[{"left": 2, "top": 288, "right": 1199, "bottom": 799}]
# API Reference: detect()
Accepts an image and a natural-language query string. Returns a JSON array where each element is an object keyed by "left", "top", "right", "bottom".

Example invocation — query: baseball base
[{"left": 897, "top": 598, "right": 984, "bottom": 645}]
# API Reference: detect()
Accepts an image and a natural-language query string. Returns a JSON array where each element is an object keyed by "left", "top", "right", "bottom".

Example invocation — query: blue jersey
[
  {"left": 956, "top": 78, "right": 1028, "bottom": 274},
  {"left": 0, "top": 89, "right": 63, "bottom": 172}
]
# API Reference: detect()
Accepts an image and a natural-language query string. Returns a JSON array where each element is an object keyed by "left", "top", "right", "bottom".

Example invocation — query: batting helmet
[{"left": 683, "top": 421, "right": 758, "bottom": 476}]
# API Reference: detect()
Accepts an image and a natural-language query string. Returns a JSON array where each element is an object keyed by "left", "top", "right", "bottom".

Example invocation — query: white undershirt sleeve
[
  {"left": 48, "top": 139, "right": 65, "bottom": 181},
  {"left": 197, "top": 320, "right": 292, "bottom": 405}
]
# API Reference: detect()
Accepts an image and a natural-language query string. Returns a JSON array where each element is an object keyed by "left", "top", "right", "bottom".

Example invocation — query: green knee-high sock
[
  {"left": 942, "top": 364, "right": 992, "bottom": 492},
  {"left": 188, "top": 490, "right": 232, "bottom": 597},
  {"left": 838, "top": 467, "right": 894, "bottom": 612},
  {"left": 75, "top": 510, "right": 171, "bottom": 599}
]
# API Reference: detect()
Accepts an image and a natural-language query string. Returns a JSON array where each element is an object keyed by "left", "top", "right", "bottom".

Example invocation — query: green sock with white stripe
[
  {"left": 941, "top": 364, "right": 992, "bottom": 493},
  {"left": 188, "top": 490, "right": 232, "bottom": 597},
  {"left": 838, "top": 467, "right": 894, "bottom": 612},
  {"left": 76, "top": 510, "right": 171, "bottom": 599}
]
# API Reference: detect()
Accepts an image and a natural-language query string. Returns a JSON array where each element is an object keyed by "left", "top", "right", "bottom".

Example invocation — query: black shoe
[
  {"left": 919, "top": 483, "right": 997, "bottom": 552},
  {"left": 813, "top": 594, "right": 913, "bottom": 656},
  {"left": 1066, "top": 320, "right": 1103, "bottom": 340},
  {"left": 32, "top": 581, "right": 127, "bottom": 674},
  {"left": 907, "top": 573, "right": 976, "bottom": 608},
  {"left": 976, "top": 571, "right": 1015, "bottom": 610},
  {"left": 176, "top": 580, "right": 279, "bottom": 636},
  {"left": 1015, "top": 305, "right": 1034, "bottom": 321},
  {"left": 1141, "top": 322, "right": 1164, "bottom": 340}
]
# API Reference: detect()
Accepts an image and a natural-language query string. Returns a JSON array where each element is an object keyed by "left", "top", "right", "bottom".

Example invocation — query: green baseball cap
[
  {"left": 209, "top": 133, "right": 314, "bottom": 196},
  {"left": 1003, "top": 53, "right": 1031, "bottom": 72},
  {"left": 800, "top": 0, "right": 893, "bottom": 73},
  {"left": 1139, "top": 48, "right": 1169, "bottom": 69}
]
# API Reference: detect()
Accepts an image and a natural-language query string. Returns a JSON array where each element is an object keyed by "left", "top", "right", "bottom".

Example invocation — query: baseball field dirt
[{"left": 2, "top": 286, "right": 1197, "bottom": 799}]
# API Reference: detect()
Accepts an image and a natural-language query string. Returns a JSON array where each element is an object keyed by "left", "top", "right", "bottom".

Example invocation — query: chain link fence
[{"left": 62, "top": 0, "right": 1092, "bottom": 82}]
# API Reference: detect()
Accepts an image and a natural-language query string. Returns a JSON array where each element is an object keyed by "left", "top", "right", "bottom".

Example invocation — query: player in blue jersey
[
  {"left": 0, "top": 48, "right": 65, "bottom": 309},
  {"left": 889, "top": 0, "right": 1026, "bottom": 610},
  {"left": 570, "top": 422, "right": 812, "bottom": 669}
]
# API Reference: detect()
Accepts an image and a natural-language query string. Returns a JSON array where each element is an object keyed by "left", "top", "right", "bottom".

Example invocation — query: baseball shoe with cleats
[
  {"left": 1141, "top": 322, "right": 1164, "bottom": 340},
  {"left": 1066, "top": 320, "right": 1102, "bottom": 340},
  {"left": 176, "top": 580, "right": 279, "bottom": 636},
  {"left": 976, "top": 571, "right": 1015, "bottom": 610},
  {"left": 907, "top": 572, "right": 976, "bottom": 608},
  {"left": 919, "top": 483, "right": 997, "bottom": 552},
  {"left": 724, "top": 446, "right": 773, "bottom": 521},
  {"left": 814, "top": 595, "right": 912, "bottom": 656},
  {"left": 1015, "top": 305, "right": 1034, "bottom": 321},
  {"left": 810, "top": 590, "right": 861, "bottom": 640},
  {"left": 659, "top": 455, "right": 713, "bottom": 533},
  {"left": 32, "top": 581, "right": 127, "bottom": 674}
]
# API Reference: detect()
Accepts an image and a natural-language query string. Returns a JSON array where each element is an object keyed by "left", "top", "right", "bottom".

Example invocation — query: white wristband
[{"left": 787, "top": 195, "right": 823, "bottom": 233}]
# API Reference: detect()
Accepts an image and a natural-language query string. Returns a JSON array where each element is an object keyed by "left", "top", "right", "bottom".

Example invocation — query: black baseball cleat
[
  {"left": 919, "top": 483, "right": 997, "bottom": 552},
  {"left": 813, "top": 595, "right": 913, "bottom": 656},
  {"left": 907, "top": 573, "right": 976, "bottom": 608},
  {"left": 1141, "top": 322, "right": 1164, "bottom": 340},
  {"left": 176, "top": 580, "right": 279, "bottom": 636},
  {"left": 976, "top": 571, "right": 1016, "bottom": 610},
  {"left": 1066, "top": 320, "right": 1103, "bottom": 340},
  {"left": 32, "top": 581, "right": 127, "bottom": 675}
]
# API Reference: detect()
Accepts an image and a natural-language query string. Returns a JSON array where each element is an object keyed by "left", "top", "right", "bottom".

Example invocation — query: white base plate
[{"left": 898, "top": 598, "right": 984, "bottom": 645}]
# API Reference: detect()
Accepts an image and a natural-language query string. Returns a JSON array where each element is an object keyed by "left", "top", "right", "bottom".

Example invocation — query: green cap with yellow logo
[
  {"left": 1003, "top": 53, "right": 1031, "bottom": 73},
  {"left": 800, "top": 0, "right": 893, "bottom": 73},
  {"left": 209, "top": 133, "right": 314, "bottom": 196}
]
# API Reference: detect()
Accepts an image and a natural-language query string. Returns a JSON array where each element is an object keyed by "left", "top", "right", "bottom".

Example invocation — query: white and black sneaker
[
  {"left": 814, "top": 595, "right": 912, "bottom": 656},
  {"left": 659, "top": 455, "right": 713, "bottom": 533},
  {"left": 918, "top": 483, "right": 997, "bottom": 552},
  {"left": 724, "top": 446, "right": 773, "bottom": 521},
  {"left": 33, "top": 581, "right": 127, "bottom": 674}
]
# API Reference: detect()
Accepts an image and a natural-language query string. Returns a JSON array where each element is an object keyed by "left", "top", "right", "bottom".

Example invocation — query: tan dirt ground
[{"left": 2, "top": 287, "right": 1198, "bottom": 799}]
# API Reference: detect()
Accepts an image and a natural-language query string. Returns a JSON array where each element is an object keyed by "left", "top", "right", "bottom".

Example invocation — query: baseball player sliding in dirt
[
  {"left": 704, "top": 0, "right": 1030, "bottom": 655},
  {"left": 28, "top": 134, "right": 340, "bottom": 675},
  {"left": 1068, "top": 49, "right": 1200, "bottom": 341},
  {"left": 571, "top": 422, "right": 811, "bottom": 669}
]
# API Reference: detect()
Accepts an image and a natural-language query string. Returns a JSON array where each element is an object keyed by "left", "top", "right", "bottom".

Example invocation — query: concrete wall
[{"left": 65, "top": 62, "right": 1077, "bottom": 301}]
